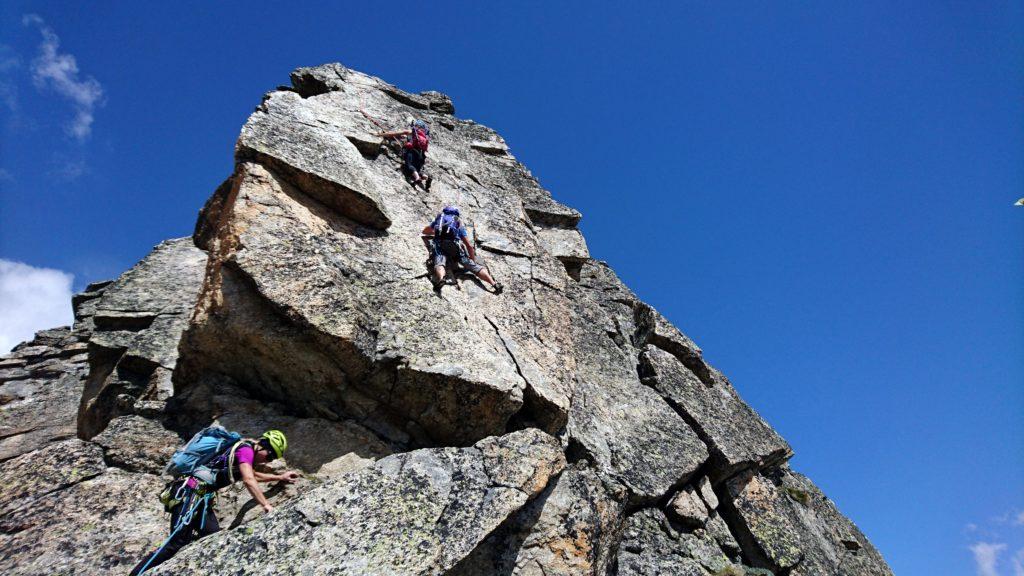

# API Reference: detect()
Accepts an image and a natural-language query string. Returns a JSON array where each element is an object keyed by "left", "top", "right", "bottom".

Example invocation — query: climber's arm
[
  {"left": 422, "top": 225, "right": 436, "bottom": 251},
  {"left": 239, "top": 462, "right": 274, "bottom": 513},
  {"left": 253, "top": 470, "right": 301, "bottom": 483},
  {"left": 378, "top": 129, "right": 411, "bottom": 139},
  {"left": 461, "top": 236, "right": 476, "bottom": 261}
]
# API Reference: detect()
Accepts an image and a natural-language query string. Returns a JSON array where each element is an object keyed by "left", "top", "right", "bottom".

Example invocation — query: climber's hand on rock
[
  {"left": 278, "top": 471, "right": 302, "bottom": 484},
  {"left": 263, "top": 504, "right": 275, "bottom": 514}
]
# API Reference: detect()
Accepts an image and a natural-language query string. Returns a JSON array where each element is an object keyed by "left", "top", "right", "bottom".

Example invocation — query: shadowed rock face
[{"left": 0, "top": 62, "right": 891, "bottom": 576}]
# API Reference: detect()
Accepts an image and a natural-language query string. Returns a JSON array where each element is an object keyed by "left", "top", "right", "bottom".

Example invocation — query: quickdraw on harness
[{"left": 136, "top": 480, "right": 215, "bottom": 575}]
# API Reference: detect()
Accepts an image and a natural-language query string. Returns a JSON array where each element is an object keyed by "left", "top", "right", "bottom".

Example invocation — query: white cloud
[
  {"left": 971, "top": 542, "right": 1007, "bottom": 576},
  {"left": 1014, "top": 549, "right": 1024, "bottom": 576},
  {"left": 0, "top": 259, "right": 74, "bottom": 353},
  {"left": 0, "top": 45, "right": 19, "bottom": 72},
  {"left": 1015, "top": 511, "right": 1024, "bottom": 526},
  {"left": 0, "top": 44, "right": 20, "bottom": 114},
  {"left": 22, "top": 14, "right": 103, "bottom": 140},
  {"left": 48, "top": 158, "right": 85, "bottom": 181}
]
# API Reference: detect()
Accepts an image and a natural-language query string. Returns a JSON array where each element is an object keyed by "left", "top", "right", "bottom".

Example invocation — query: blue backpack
[
  {"left": 434, "top": 206, "right": 461, "bottom": 241},
  {"left": 164, "top": 425, "right": 242, "bottom": 477}
]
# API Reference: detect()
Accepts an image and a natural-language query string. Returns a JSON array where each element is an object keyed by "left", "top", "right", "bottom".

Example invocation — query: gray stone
[
  {"left": 567, "top": 262, "right": 708, "bottom": 502},
  {"left": 420, "top": 90, "right": 455, "bottom": 114},
  {"left": 721, "top": 467, "right": 893, "bottom": 575},
  {"left": 92, "top": 415, "right": 182, "bottom": 475},
  {"left": 151, "top": 429, "right": 565, "bottom": 576},
  {"left": 77, "top": 237, "right": 206, "bottom": 438},
  {"left": 639, "top": 345, "right": 791, "bottom": 479},
  {"left": 536, "top": 227, "right": 590, "bottom": 263},
  {"left": 289, "top": 62, "right": 349, "bottom": 96},
  {"left": 705, "top": 512, "right": 741, "bottom": 556},
  {"left": 0, "top": 468, "right": 166, "bottom": 576},
  {"left": 698, "top": 475, "right": 719, "bottom": 510},
  {"left": 178, "top": 158, "right": 576, "bottom": 447},
  {"left": 670, "top": 486, "right": 710, "bottom": 528},
  {"left": 616, "top": 508, "right": 738, "bottom": 576},
  {"left": 0, "top": 439, "right": 106, "bottom": 516},
  {"left": 237, "top": 90, "right": 392, "bottom": 229},
  {"left": 0, "top": 363, "right": 85, "bottom": 462},
  {"left": 470, "top": 139, "right": 512, "bottom": 156},
  {"left": 447, "top": 464, "right": 623, "bottom": 576}
]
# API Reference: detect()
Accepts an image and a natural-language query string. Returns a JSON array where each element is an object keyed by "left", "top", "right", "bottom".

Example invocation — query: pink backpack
[{"left": 407, "top": 122, "right": 430, "bottom": 151}]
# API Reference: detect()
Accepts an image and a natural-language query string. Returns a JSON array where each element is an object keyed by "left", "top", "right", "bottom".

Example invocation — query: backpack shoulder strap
[{"left": 227, "top": 439, "right": 256, "bottom": 485}]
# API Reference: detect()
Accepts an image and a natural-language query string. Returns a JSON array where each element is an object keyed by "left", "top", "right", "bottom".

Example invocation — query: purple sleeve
[{"left": 235, "top": 445, "right": 255, "bottom": 466}]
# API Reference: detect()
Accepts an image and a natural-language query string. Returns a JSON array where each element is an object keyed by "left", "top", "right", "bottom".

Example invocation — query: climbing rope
[
  {"left": 359, "top": 92, "right": 445, "bottom": 193},
  {"left": 358, "top": 93, "right": 404, "bottom": 148},
  {"left": 136, "top": 482, "right": 213, "bottom": 575}
]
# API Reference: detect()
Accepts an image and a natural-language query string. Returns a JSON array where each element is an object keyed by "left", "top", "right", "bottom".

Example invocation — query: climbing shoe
[
  {"left": 493, "top": 282, "right": 504, "bottom": 295},
  {"left": 424, "top": 175, "right": 433, "bottom": 190}
]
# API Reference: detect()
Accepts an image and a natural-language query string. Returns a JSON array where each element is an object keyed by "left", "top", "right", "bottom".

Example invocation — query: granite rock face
[{"left": 0, "top": 62, "right": 890, "bottom": 576}]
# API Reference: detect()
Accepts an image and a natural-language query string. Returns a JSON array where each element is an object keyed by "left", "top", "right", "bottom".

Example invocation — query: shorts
[
  {"left": 433, "top": 239, "right": 483, "bottom": 274},
  {"left": 403, "top": 148, "right": 426, "bottom": 176}
]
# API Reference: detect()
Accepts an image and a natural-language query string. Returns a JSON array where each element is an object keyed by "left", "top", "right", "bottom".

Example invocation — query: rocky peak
[{"left": 0, "top": 63, "right": 891, "bottom": 576}]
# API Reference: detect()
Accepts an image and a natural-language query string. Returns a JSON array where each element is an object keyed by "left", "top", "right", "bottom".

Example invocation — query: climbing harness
[{"left": 136, "top": 480, "right": 214, "bottom": 574}]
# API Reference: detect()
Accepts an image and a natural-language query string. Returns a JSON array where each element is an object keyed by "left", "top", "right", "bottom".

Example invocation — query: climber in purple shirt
[{"left": 129, "top": 430, "right": 300, "bottom": 575}]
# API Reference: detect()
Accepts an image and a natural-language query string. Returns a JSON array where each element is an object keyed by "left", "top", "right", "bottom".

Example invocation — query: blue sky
[{"left": 1, "top": 2, "right": 1021, "bottom": 573}]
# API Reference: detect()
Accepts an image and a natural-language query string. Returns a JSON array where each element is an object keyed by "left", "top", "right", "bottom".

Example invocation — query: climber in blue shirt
[{"left": 421, "top": 206, "right": 503, "bottom": 294}]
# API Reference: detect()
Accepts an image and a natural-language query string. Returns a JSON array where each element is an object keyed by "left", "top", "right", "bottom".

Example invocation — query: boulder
[{"left": 670, "top": 487, "right": 710, "bottom": 529}]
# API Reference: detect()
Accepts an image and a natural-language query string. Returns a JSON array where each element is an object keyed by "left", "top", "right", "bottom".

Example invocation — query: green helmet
[{"left": 261, "top": 430, "right": 287, "bottom": 459}]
